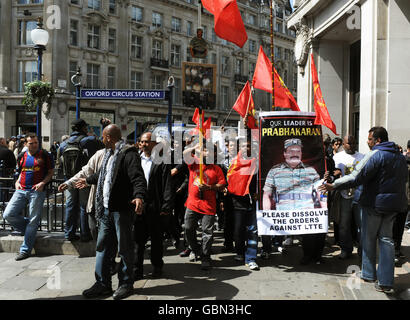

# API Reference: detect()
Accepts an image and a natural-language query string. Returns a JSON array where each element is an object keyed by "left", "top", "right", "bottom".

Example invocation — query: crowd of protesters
[{"left": 0, "top": 120, "right": 409, "bottom": 299}]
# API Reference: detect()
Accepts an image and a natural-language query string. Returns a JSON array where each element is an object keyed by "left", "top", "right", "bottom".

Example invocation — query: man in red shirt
[
  {"left": 3, "top": 133, "right": 54, "bottom": 260},
  {"left": 183, "top": 142, "right": 226, "bottom": 270}
]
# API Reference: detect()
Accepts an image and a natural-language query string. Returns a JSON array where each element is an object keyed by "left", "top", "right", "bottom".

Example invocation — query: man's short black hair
[{"left": 369, "top": 126, "right": 388, "bottom": 142}]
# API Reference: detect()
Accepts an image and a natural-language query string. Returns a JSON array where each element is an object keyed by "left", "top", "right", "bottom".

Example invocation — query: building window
[
  {"left": 284, "top": 49, "right": 289, "bottom": 61},
  {"left": 171, "top": 44, "right": 181, "bottom": 67},
  {"left": 201, "top": 26, "right": 207, "bottom": 39},
  {"left": 151, "top": 74, "right": 163, "bottom": 89},
  {"left": 70, "top": 20, "right": 79, "bottom": 46},
  {"left": 249, "top": 62, "right": 255, "bottom": 77},
  {"left": 211, "top": 53, "right": 217, "bottom": 65},
  {"left": 276, "top": 6, "right": 284, "bottom": 19},
  {"left": 108, "top": 28, "right": 116, "bottom": 53},
  {"left": 212, "top": 28, "right": 217, "bottom": 42},
  {"left": 88, "top": 0, "right": 101, "bottom": 10},
  {"left": 131, "top": 35, "right": 143, "bottom": 59},
  {"left": 131, "top": 71, "right": 143, "bottom": 89},
  {"left": 70, "top": 0, "right": 79, "bottom": 4},
  {"left": 274, "top": 46, "right": 282, "bottom": 59},
  {"left": 173, "top": 78, "right": 181, "bottom": 104},
  {"left": 249, "top": 40, "right": 256, "bottom": 53},
  {"left": 87, "top": 24, "right": 100, "bottom": 49},
  {"left": 109, "top": 0, "right": 116, "bottom": 14},
  {"left": 18, "top": 61, "right": 37, "bottom": 92},
  {"left": 69, "top": 61, "right": 78, "bottom": 93},
  {"left": 221, "top": 39, "right": 228, "bottom": 46},
  {"left": 86, "top": 63, "right": 100, "bottom": 89},
  {"left": 221, "top": 86, "right": 229, "bottom": 109},
  {"left": 18, "top": 20, "right": 37, "bottom": 46},
  {"left": 283, "top": 70, "right": 288, "bottom": 84},
  {"left": 186, "top": 47, "right": 192, "bottom": 62},
  {"left": 235, "top": 59, "right": 243, "bottom": 75},
  {"left": 172, "top": 17, "right": 181, "bottom": 33},
  {"left": 248, "top": 14, "right": 256, "bottom": 26},
  {"left": 187, "top": 21, "right": 193, "bottom": 36},
  {"left": 222, "top": 56, "right": 229, "bottom": 76},
  {"left": 152, "top": 12, "right": 162, "bottom": 28},
  {"left": 275, "top": 22, "right": 282, "bottom": 33},
  {"left": 107, "top": 67, "right": 115, "bottom": 89},
  {"left": 131, "top": 6, "right": 143, "bottom": 22},
  {"left": 293, "top": 73, "right": 297, "bottom": 90},
  {"left": 152, "top": 39, "right": 162, "bottom": 59}
]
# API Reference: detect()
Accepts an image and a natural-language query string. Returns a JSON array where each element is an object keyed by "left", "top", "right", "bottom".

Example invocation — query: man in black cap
[{"left": 59, "top": 119, "right": 104, "bottom": 241}]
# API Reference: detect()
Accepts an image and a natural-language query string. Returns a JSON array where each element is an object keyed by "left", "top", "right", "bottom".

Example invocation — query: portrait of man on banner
[{"left": 258, "top": 111, "right": 328, "bottom": 236}]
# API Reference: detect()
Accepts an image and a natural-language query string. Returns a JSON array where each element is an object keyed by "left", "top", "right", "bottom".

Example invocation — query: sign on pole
[
  {"left": 80, "top": 89, "right": 166, "bottom": 100},
  {"left": 257, "top": 111, "right": 328, "bottom": 236}
]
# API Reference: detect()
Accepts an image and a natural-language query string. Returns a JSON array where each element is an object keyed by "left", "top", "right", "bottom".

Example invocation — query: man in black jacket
[
  {"left": 134, "top": 131, "right": 174, "bottom": 280},
  {"left": 80, "top": 125, "right": 146, "bottom": 300}
]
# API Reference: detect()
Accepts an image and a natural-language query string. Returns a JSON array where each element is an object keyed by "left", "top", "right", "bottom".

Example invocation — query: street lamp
[
  {"left": 71, "top": 67, "right": 82, "bottom": 119},
  {"left": 31, "top": 17, "right": 49, "bottom": 146},
  {"left": 167, "top": 76, "right": 175, "bottom": 136}
]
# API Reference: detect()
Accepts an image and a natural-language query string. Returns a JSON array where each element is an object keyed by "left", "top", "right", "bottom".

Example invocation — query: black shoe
[
  {"left": 221, "top": 245, "right": 234, "bottom": 253},
  {"left": 15, "top": 252, "right": 30, "bottom": 261},
  {"left": 201, "top": 258, "right": 212, "bottom": 270},
  {"left": 338, "top": 251, "right": 352, "bottom": 260},
  {"left": 150, "top": 267, "right": 163, "bottom": 278},
  {"left": 113, "top": 284, "right": 134, "bottom": 300},
  {"left": 174, "top": 238, "right": 181, "bottom": 249},
  {"left": 65, "top": 235, "right": 80, "bottom": 242},
  {"left": 374, "top": 281, "right": 394, "bottom": 294},
  {"left": 82, "top": 282, "right": 113, "bottom": 299}
]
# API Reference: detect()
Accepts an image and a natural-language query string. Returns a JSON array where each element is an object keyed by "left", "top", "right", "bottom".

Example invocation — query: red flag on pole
[
  {"left": 227, "top": 152, "right": 256, "bottom": 196},
  {"left": 201, "top": 0, "right": 248, "bottom": 48},
  {"left": 192, "top": 108, "right": 200, "bottom": 124},
  {"left": 232, "top": 81, "right": 258, "bottom": 129},
  {"left": 252, "top": 46, "right": 300, "bottom": 111},
  {"left": 310, "top": 54, "right": 338, "bottom": 135}
]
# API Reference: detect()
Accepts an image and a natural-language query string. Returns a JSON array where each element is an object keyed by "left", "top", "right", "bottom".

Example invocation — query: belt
[{"left": 278, "top": 193, "right": 312, "bottom": 201}]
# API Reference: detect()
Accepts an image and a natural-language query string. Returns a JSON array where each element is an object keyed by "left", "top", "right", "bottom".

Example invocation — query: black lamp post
[
  {"left": 71, "top": 66, "right": 82, "bottom": 119},
  {"left": 31, "top": 17, "right": 49, "bottom": 146}
]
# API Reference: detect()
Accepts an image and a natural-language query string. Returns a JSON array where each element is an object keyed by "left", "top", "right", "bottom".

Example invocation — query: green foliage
[{"left": 22, "top": 80, "right": 55, "bottom": 112}]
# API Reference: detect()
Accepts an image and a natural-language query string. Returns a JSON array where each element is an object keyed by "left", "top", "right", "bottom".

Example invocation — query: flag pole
[
  {"left": 199, "top": 108, "right": 204, "bottom": 185},
  {"left": 243, "top": 85, "right": 253, "bottom": 128},
  {"left": 269, "top": 0, "right": 275, "bottom": 110}
]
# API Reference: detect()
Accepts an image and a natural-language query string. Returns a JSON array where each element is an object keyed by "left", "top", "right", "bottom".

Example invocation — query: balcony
[
  {"left": 234, "top": 74, "right": 248, "bottom": 83},
  {"left": 150, "top": 58, "right": 169, "bottom": 70}
]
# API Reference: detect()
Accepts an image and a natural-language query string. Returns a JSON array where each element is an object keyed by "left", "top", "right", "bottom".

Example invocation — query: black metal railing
[
  {"left": 0, "top": 177, "right": 66, "bottom": 233},
  {"left": 234, "top": 74, "right": 249, "bottom": 83},
  {"left": 150, "top": 57, "right": 169, "bottom": 69}
]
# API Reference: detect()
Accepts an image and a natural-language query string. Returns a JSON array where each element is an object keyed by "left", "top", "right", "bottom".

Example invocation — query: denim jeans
[
  {"left": 95, "top": 208, "right": 135, "bottom": 288},
  {"left": 184, "top": 208, "right": 215, "bottom": 258},
  {"left": 3, "top": 189, "right": 46, "bottom": 254},
  {"left": 361, "top": 206, "right": 397, "bottom": 287},
  {"left": 233, "top": 209, "right": 258, "bottom": 263},
  {"left": 64, "top": 188, "right": 91, "bottom": 239}
]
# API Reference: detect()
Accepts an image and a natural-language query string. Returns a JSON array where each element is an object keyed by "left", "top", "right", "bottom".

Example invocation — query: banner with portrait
[{"left": 257, "top": 111, "right": 328, "bottom": 236}]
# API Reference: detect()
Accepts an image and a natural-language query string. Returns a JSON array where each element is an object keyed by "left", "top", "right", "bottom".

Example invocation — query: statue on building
[{"left": 189, "top": 28, "right": 208, "bottom": 59}]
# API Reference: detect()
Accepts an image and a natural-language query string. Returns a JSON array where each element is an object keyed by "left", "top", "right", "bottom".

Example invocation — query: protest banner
[{"left": 257, "top": 111, "right": 328, "bottom": 236}]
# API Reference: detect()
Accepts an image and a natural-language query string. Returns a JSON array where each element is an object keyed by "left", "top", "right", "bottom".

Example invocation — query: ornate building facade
[
  {"left": 0, "top": 0, "right": 296, "bottom": 147},
  {"left": 288, "top": 0, "right": 410, "bottom": 151}
]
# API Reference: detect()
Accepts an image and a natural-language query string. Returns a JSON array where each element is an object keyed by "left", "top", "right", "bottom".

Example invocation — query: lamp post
[
  {"left": 71, "top": 66, "right": 82, "bottom": 119},
  {"left": 31, "top": 17, "right": 49, "bottom": 147},
  {"left": 167, "top": 76, "right": 174, "bottom": 136}
]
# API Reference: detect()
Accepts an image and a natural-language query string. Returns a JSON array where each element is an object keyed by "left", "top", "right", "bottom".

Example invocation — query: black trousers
[
  {"left": 393, "top": 210, "right": 408, "bottom": 252},
  {"left": 301, "top": 233, "right": 326, "bottom": 260},
  {"left": 134, "top": 213, "right": 164, "bottom": 274},
  {"left": 223, "top": 195, "right": 234, "bottom": 248}
]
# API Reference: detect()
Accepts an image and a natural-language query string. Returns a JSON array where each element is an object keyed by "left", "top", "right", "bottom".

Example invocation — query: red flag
[
  {"left": 252, "top": 46, "right": 300, "bottom": 111},
  {"left": 201, "top": 0, "right": 248, "bottom": 48},
  {"left": 310, "top": 54, "right": 337, "bottom": 135},
  {"left": 227, "top": 152, "right": 256, "bottom": 196},
  {"left": 192, "top": 108, "right": 199, "bottom": 124},
  {"left": 232, "top": 81, "right": 258, "bottom": 129}
]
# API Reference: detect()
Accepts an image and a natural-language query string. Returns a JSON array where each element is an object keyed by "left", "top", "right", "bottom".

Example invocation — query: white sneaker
[
  {"left": 283, "top": 237, "right": 293, "bottom": 246},
  {"left": 407, "top": 228, "right": 410, "bottom": 234},
  {"left": 246, "top": 261, "right": 260, "bottom": 271},
  {"left": 189, "top": 252, "right": 199, "bottom": 262}
]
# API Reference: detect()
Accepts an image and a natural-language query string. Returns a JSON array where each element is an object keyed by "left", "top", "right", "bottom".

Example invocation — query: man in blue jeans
[
  {"left": 59, "top": 119, "right": 103, "bottom": 241},
  {"left": 321, "top": 127, "right": 408, "bottom": 294},
  {"left": 3, "top": 133, "right": 54, "bottom": 261}
]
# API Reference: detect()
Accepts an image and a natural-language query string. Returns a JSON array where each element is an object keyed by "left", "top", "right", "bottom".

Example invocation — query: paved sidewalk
[{"left": 0, "top": 229, "right": 408, "bottom": 300}]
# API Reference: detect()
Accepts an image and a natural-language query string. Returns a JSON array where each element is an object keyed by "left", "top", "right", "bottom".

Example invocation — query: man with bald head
[
  {"left": 81, "top": 124, "right": 147, "bottom": 300},
  {"left": 333, "top": 135, "right": 364, "bottom": 260}
]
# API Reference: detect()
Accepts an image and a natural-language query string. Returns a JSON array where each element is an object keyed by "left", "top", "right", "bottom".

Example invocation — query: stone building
[
  {"left": 288, "top": 0, "right": 410, "bottom": 152},
  {"left": 0, "top": 0, "right": 296, "bottom": 148}
]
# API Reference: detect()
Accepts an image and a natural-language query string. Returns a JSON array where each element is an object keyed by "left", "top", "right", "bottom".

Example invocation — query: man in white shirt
[{"left": 333, "top": 135, "right": 364, "bottom": 259}]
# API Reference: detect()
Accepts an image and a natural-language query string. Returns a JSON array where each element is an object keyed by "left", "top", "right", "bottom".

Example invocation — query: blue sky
[{"left": 290, "top": 0, "right": 294, "bottom": 9}]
